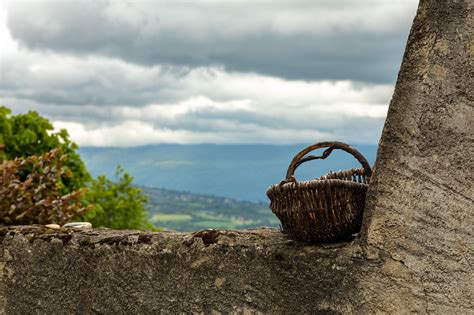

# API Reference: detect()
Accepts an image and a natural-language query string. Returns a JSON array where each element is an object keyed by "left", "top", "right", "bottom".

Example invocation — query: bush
[
  {"left": 0, "top": 148, "right": 88, "bottom": 225},
  {"left": 0, "top": 106, "right": 91, "bottom": 193},
  {"left": 83, "top": 166, "right": 155, "bottom": 230},
  {"left": 0, "top": 106, "right": 155, "bottom": 230}
]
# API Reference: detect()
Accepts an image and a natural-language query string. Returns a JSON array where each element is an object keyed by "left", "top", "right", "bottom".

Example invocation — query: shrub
[
  {"left": 0, "top": 148, "right": 88, "bottom": 225},
  {"left": 1, "top": 106, "right": 155, "bottom": 230},
  {"left": 83, "top": 166, "right": 155, "bottom": 230},
  {"left": 0, "top": 106, "right": 91, "bottom": 193}
]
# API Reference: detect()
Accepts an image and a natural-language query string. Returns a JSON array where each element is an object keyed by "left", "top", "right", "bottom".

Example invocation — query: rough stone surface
[
  {"left": 0, "top": 1, "right": 472, "bottom": 314},
  {"left": 0, "top": 226, "right": 366, "bottom": 314},
  {"left": 361, "top": 0, "right": 473, "bottom": 313}
]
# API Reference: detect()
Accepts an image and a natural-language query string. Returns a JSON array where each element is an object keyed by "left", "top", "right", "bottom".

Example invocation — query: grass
[
  {"left": 151, "top": 213, "right": 193, "bottom": 222},
  {"left": 143, "top": 187, "right": 280, "bottom": 231},
  {"left": 192, "top": 220, "right": 237, "bottom": 229}
]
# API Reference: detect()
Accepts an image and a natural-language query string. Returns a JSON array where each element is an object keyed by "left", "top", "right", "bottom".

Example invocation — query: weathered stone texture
[
  {"left": 361, "top": 0, "right": 473, "bottom": 312},
  {"left": 0, "top": 226, "right": 366, "bottom": 314}
]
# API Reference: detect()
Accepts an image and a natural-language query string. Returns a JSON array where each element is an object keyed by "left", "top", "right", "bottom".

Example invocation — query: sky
[{"left": 0, "top": 0, "right": 419, "bottom": 147}]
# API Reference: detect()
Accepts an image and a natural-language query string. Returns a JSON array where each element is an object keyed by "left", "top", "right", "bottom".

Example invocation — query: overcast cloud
[{"left": 0, "top": 0, "right": 418, "bottom": 146}]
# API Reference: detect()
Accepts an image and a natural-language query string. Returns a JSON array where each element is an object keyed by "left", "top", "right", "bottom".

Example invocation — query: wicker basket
[{"left": 266, "top": 141, "right": 372, "bottom": 243}]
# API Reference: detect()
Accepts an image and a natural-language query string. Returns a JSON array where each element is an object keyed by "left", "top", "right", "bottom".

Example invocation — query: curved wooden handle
[{"left": 285, "top": 141, "right": 372, "bottom": 181}]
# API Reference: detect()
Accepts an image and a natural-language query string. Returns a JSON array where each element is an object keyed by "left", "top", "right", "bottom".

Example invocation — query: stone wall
[
  {"left": 0, "top": 224, "right": 439, "bottom": 314},
  {"left": 0, "top": 226, "right": 365, "bottom": 314},
  {"left": 0, "top": 1, "right": 472, "bottom": 314}
]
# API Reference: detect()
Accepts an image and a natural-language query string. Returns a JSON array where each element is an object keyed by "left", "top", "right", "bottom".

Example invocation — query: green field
[
  {"left": 142, "top": 187, "right": 280, "bottom": 231},
  {"left": 150, "top": 214, "right": 193, "bottom": 222}
]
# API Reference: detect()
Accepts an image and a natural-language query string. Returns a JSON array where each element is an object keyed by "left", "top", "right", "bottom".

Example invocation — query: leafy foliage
[
  {"left": 83, "top": 166, "right": 155, "bottom": 230},
  {"left": 0, "top": 106, "right": 154, "bottom": 230},
  {"left": 0, "top": 148, "right": 88, "bottom": 225},
  {"left": 0, "top": 106, "right": 91, "bottom": 193}
]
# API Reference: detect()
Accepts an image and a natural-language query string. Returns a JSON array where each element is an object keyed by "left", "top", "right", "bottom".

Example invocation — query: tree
[
  {"left": 83, "top": 166, "right": 155, "bottom": 230},
  {"left": 0, "top": 106, "right": 91, "bottom": 193},
  {"left": 0, "top": 106, "right": 155, "bottom": 230}
]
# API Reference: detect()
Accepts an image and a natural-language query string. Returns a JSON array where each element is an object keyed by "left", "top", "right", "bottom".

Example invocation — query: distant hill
[
  {"left": 79, "top": 144, "right": 377, "bottom": 202},
  {"left": 142, "top": 186, "right": 279, "bottom": 231}
]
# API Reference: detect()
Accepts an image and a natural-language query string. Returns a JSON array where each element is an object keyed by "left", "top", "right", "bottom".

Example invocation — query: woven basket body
[{"left": 266, "top": 142, "right": 372, "bottom": 243}]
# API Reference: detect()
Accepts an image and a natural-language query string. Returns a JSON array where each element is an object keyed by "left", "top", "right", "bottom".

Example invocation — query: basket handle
[{"left": 285, "top": 141, "right": 372, "bottom": 181}]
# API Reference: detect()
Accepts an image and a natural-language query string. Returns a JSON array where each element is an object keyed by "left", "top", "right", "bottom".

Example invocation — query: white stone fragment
[
  {"left": 45, "top": 224, "right": 60, "bottom": 230},
  {"left": 62, "top": 222, "right": 92, "bottom": 230}
]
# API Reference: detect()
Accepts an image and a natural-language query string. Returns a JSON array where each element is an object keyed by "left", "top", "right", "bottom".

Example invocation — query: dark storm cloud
[
  {"left": 5, "top": 0, "right": 417, "bottom": 83},
  {"left": 0, "top": 48, "right": 210, "bottom": 107},
  {"left": 1, "top": 0, "right": 417, "bottom": 146}
]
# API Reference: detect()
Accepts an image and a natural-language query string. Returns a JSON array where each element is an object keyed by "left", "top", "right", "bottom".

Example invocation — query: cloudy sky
[{"left": 0, "top": 0, "right": 418, "bottom": 147}]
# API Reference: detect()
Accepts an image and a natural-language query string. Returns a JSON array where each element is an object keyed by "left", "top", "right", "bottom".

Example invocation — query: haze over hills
[
  {"left": 78, "top": 144, "right": 377, "bottom": 231},
  {"left": 142, "top": 186, "right": 279, "bottom": 231},
  {"left": 79, "top": 144, "right": 377, "bottom": 202}
]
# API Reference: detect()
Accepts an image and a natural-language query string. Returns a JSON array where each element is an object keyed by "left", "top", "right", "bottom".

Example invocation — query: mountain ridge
[{"left": 79, "top": 143, "right": 377, "bottom": 202}]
